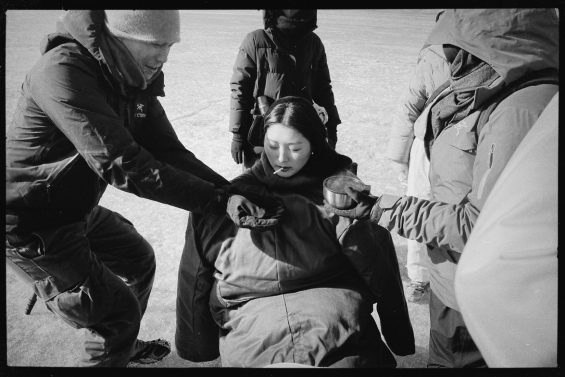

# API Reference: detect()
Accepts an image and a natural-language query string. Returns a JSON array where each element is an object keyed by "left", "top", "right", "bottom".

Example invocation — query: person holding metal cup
[{"left": 325, "top": 8, "right": 558, "bottom": 368}]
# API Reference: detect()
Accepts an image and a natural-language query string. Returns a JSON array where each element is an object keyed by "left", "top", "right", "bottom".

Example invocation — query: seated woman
[{"left": 175, "top": 96, "right": 414, "bottom": 367}]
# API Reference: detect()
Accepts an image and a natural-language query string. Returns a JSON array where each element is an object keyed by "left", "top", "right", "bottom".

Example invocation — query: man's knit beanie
[{"left": 105, "top": 10, "right": 181, "bottom": 44}]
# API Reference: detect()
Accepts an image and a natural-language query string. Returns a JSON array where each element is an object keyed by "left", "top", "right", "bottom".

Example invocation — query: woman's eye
[{"left": 289, "top": 149, "right": 301, "bottom": 153}]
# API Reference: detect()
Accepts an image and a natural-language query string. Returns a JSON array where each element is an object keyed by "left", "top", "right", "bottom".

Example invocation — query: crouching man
[{"left": 5, "top": 10, "right": 271, "bottom": 367}]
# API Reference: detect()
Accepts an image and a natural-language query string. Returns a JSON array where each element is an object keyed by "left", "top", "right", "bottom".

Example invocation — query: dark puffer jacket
[
  {"left": 176, "top": 153, "right": 414, "bottom": 367},
  {"left": 229, "top": 10, "right": 341, "bottom": 138},
  {"left": 5, "top": 10, "right": 228, "bottom": 235}
]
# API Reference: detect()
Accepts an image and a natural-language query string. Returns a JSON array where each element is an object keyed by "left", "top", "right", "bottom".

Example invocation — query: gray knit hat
[{"left": 105, "top": 10, "right": 181, "bottom": 44}]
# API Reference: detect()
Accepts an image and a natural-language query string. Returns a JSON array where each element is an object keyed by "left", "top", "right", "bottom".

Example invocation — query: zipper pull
[{"left": 489, "top": 143, "right": 495, "bottom": 168}]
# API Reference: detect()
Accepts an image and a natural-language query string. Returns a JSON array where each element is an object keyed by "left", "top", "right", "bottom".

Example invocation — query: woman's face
[{"left": 264, "top": 123, "right": 312, "bottom": 178}]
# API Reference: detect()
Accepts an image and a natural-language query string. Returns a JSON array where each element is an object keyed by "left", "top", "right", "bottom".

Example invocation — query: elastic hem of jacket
[{"left": 176, "top": 346, "right": 219, "bottom": 362}]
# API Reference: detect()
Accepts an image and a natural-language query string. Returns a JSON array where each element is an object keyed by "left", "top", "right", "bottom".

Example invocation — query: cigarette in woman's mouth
[{"left": 273, "top": 167, "right": 285, "bottom": 175}]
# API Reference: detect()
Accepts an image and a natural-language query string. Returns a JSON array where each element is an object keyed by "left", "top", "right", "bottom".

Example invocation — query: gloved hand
[
  {"left": 324, "top": 182, "right": 378, "bottom": 220},
  {"left": 226, "top": 189, "right": 286, "bottom": 231},
  {"left": 231, "top": 133, "right": 245, "bottom": 164}
]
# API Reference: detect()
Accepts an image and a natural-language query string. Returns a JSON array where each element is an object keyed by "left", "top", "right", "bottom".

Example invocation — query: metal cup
[{"left": 323, "top": 175, "right": 365, "bottom": 210}]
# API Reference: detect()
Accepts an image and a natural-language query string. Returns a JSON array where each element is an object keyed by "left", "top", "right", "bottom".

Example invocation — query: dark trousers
[
  {"left": 428, "top": 290, "right": 487, "bottom": 368},
  {"left": 6, "top": 206, "right": 155, "bottom": 367}
]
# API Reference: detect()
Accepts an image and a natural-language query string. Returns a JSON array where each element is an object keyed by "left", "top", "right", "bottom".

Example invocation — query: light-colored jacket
[
  {"left": 374, "top": 9, "right": 559, "bottom": 310},
  {"left": 455, "top": 93, "right": 558, "bottom": 367},
  {"left": 386, "top": 44, "right": 450, "bottom": 163}
]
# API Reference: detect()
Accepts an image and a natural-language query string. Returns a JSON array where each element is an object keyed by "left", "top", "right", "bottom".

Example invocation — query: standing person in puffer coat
[
  {"left": 229, "top": 9, "right": 342, "bottom": 168},
  {"left": 175, "top": 96, "right": 414, "bottom": 367},
  {"left": 385, "top": 11, "right": 451, "bottom": 303},
  {"left": 326, "top": 9, "right": 559, "bottom": 368},
  {"left": 5, "top": 10, "right": 271, "bottom": 367}
]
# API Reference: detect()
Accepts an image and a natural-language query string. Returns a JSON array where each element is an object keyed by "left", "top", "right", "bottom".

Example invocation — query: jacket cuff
[
  {"left": 229, "top": 110, "right": 252, "bottom": 134},
  {"left": 325, "top": 105, "right": 341, "bottom": 127},
  {"left": 371, "top": 194, "right": 402, "bottom": 224},
  {"left": 231, "top": 132, "right": 245, "bottom": 142}
]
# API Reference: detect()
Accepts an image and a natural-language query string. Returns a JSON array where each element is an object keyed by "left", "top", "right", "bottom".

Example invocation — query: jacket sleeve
[
  {"left": 229, "top": 33, "right": 257, "bottom": 135},
  {"left": 311, "top": 37, "right": 341, "bottom": 129},
  {"left": 377, "top": 92, "right": 553, "bottom": 253},
  {"left": 139, "top": 97, "right": 229, "bottom": 187},
  {"left": 29, "top": 54, "right": 221, "bottom": 214},
  {"left": 175, "top": 212, "right": 227, "bottom": 361},
  {"left": 386, "top": 46, "right": 450, "bottom": 163},
  {"left": 338, "top": 219, "right": 415, "bottom": 356}
]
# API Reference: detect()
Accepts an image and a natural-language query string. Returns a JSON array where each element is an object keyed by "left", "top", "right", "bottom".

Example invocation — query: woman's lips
[{"left": 273, "top": 166, "right": 290, "bottom": 174}]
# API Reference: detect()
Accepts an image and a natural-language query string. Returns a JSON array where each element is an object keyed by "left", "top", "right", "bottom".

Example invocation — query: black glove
[
  {"left": 324, "top": 183, "right": 378, "bottom": 220},
  {"left": 231, "top": 133, "right": 245, "bottom": 164},
  {"left": 226, "top": 188, "right": 286, "bottom": 231}
]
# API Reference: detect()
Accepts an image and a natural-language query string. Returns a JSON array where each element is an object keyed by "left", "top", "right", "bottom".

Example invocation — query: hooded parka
[
  {"left": 5, "top": 10, "right": 228, "bottom": 237},
  {"left": 374, "top": 8, "right": 559, "bottom": 312}
]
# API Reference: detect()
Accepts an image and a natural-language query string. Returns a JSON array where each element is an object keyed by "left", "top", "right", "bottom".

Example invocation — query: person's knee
[
  {"left": 49, "top": 272, "right": 142, "bottom": 329},
  {"left": 128, "top": 238, "right": 156, "bottom": 284},
  {"left": 138, "top": 238, "right": 156, "bottom": 275}
]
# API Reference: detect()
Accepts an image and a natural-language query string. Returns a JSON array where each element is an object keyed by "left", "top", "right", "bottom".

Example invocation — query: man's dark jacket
[{"left": 6, "top": 10, "right": 228, "bottom": 236}]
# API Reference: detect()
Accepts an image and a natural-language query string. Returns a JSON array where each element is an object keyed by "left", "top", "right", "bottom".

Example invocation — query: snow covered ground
[{"left": 5, "top": 9, "right": 440, "bottom": 368}]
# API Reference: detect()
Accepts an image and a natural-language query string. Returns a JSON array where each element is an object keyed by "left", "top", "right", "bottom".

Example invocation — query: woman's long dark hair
[
  {"left": 263, "top": 96, "right": 327, "bottom": 154},
  {"left": 261, "top": 96, "right": 351, "bottom": 179}
]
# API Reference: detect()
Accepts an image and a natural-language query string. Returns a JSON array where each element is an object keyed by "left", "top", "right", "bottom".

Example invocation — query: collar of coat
[
  {"left": 249, "top": 150, "right": 352, "bottom": 203},
  {"left": 40, "top": 10, "right": 165, "bottom": 98}
]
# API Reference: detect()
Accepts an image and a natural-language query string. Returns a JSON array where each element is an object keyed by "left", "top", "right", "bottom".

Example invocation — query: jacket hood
[
  {"left": 422, "top": 10, "right": 453, "bottom": 49},
  {"left": 263, "top": 9, "right": 317, "bottom": 34},
  {"left": 432, "top": 9, "right": 559, "bottom": 85},
  {"left": 41, "top": 10, "right": 105, "bottom": 60},
  {"left": 40, "top": 10, "right": 165, "bottom": 95}
]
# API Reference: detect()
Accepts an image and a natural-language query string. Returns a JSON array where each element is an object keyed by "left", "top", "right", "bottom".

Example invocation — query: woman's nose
[{"left": 278, "top": 148, "right": 288, "bottom": 163}]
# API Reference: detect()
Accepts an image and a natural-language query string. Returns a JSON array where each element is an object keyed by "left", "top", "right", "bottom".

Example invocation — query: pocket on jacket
[
  {"left": 26, "top": 228, "right": 92, "bottom": 299},
  {"left": 449, "top": 128, "right": 477, "bottom": 154}
]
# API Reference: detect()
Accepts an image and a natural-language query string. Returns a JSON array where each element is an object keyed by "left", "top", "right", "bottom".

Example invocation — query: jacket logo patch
[{"left": 135, "top": 103, "right": 146, "bottom": 118}]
